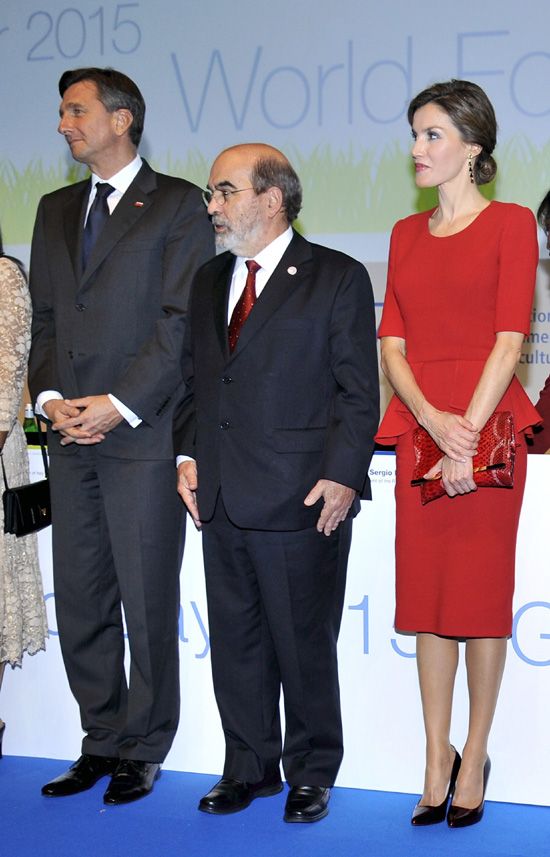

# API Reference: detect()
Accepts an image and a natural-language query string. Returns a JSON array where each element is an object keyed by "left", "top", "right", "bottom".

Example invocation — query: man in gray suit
[{"left": 28, "top": 67, "right": 214, "bottom": 804}]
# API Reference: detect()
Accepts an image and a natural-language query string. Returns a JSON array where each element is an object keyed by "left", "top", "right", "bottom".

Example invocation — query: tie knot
[
  {"left": 94, "top": 182, "right": 114, "bottom": 201},
  {"left": 245, "top": 259, "right": 261, "bottom": 275}
]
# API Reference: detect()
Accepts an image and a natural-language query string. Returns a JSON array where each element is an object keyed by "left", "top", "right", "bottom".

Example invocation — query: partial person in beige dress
[{"left": 0, "top": 239, "right": 48, "bottom": 755}]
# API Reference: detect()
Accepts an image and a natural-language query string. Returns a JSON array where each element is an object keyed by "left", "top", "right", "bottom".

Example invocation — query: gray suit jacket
[{"left": 29, "top": 160, "right": 214, "bottom": 459}]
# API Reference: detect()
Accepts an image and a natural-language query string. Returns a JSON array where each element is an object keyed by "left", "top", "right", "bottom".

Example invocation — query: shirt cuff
[
  {"left": 35, "top": 390, "right": 63, "bottom": 417},
  {"left": 176, "top": 455, "right": 195, "bottom": 467},
  {"left": 108, "top": 394, "right": 142, "bottom": 427}
]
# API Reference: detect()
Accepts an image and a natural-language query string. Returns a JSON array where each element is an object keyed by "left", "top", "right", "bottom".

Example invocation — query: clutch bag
[
  {"left": 1, "top": 417, "right": 51, "bottom": 537},
  {"left": 411, "top": 411, "right": 515, "bottom": 505},
  {"left": 2, "top": 478, "right": 51, "bottom": 536}
]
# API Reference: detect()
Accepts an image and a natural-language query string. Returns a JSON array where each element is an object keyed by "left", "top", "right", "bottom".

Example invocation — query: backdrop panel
[
  {"left": 1, "top": 0, "right": 549, "bottom": 808},
  {"left": 1, "top": 1, "right": 550, "bottom": 406}
]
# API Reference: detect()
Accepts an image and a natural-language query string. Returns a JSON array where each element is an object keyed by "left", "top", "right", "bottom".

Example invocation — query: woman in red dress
[{"left": 376, "top": 80, "right": 540, "bottom": 828}]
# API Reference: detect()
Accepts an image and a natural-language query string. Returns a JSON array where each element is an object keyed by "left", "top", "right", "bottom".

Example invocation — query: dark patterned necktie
[
  {"left": 228, "top": 259, "right": 261, "bottom": 352},
  {"left": 82, "top": 182, "right": 114, "bottom": 268}
]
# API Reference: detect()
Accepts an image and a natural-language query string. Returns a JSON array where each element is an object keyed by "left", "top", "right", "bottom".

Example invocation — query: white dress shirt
[{"left": 227, "top": 226, "right": 293, "bottom": 321}]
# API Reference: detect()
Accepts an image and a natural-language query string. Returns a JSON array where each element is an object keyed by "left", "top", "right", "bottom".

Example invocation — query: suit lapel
[
  {"left": 228, "top": 231, "right": 312, "bottom": 360},
  {"left": 211, "top": 254, "right": 235, "bottom": 359},
  {"left": 62, "top": 182, "right": 89, "bottom": 283},
  {"left": 79, "top": 161, "right": 157, "bottom": 287}
]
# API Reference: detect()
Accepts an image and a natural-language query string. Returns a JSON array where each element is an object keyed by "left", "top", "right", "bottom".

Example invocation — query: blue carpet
[{"left": 2, "top": 757, "right": 549, "bottom": 857}]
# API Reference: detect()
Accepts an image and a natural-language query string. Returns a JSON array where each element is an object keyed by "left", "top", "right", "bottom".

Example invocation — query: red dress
[{"left": 376, "top": 202, "right": 540, "bottom": 637}]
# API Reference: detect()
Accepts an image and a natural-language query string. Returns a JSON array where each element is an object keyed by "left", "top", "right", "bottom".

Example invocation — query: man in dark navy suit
[
  {"left": 28, "top": 67, "right": 213, "bottom": 804},
  {"left": 175, "top": 144, "right": 379, "bottom": 822}
]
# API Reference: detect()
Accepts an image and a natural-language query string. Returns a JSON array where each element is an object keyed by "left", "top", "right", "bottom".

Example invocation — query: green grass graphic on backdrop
[{"left": 2, "top": 137, "right": 549, "bottom": 244}]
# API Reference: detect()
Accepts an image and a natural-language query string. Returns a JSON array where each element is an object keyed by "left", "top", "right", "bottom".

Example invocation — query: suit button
[
  {"left": 75, "top": 303, "right": 86, "bottom": 312},
  {"left": 222, "top": 376, "right": 232, "bottom": 384},
  {"left": 220, "top": 420, "right": 230, "bottom": 430}
]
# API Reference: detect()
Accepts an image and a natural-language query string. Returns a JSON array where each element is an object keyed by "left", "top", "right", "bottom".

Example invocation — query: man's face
[
  {"left": 58, "top": 80, "right": 120, "bottom": 171},
  {"left": 206, "top": 151, "right": 269, "bottom": 257}
]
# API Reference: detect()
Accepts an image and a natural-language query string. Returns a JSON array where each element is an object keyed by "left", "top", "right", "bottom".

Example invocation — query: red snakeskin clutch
[{"left": 411, "top": 411, "right": 515, "bottom": 505}]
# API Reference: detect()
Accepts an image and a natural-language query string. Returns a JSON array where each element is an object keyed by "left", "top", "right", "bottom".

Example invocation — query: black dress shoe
[
  {"left": 198, "top": 772, "right": 283, "bottom": 814},
  {"left": 41, "top": 754, "right": 118, "bottom": 797},
  {"left": 103, "top": 759, "right": 161, "bottom": 805},
  {"left": 284, "top": 785, "right": 330, "bottom": 823},
  {"left": 447, "top": 756, "right": 491, "bottom": 828},
  {"left": 411, "top": 748, "right": 462, "bottom": 826}
]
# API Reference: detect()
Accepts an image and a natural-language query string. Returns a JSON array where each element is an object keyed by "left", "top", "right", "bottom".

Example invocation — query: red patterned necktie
[{"left": 228, "top": 259, "right": 261, "bottom": 352}]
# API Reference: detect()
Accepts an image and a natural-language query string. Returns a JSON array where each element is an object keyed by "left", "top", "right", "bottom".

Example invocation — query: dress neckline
[{"left": 427, "top": 201, "right": 493, "bottom": 239}]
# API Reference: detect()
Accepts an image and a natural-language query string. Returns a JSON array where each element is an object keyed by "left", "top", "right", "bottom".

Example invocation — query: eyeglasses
[{"left": 202, "top": 186, "right": 256, "bottom": 207}]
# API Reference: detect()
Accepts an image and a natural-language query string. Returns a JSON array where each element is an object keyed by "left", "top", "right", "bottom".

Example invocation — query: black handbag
[{"left": 1, "top": 418, "right": 51, "bottom": 537}]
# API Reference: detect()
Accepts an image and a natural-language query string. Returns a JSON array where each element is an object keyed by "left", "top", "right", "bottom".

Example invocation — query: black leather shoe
[
  {"left": 411, "top": 748, "right": 462, "bottom": 826},
  {"left": 41, "top": 754, "right": 118, "bottom": 797},
  {"left": 103, "top": 760, "right": 161, "bottom": 805},
  {"left": 198, "top": 772, "right": 283, "bottom": 814},
  {"left": 284, "top": 785, "right": 330, "bottom": 823},
  {"left": 447, "top": 756, "right": 491, "bottom": 828}
]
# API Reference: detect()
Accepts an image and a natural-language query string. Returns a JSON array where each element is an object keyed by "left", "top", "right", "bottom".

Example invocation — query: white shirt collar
[
  {"left": 227, "top": 226, "right": 294, "bottom": 321},
  {"left": 233, "top": 226, "right": 293, "bottom": 278},
  {"left": 90, "top": 154, "right": 142, "bottom": 196}
]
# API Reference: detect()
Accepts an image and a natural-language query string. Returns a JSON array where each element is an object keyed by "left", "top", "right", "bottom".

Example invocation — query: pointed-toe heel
[
  {"left": 447, "top": 756, "right": 491, "bottom": 828},
  {"left": 411, "top": 748, "right": 461, "bottom": 826}
]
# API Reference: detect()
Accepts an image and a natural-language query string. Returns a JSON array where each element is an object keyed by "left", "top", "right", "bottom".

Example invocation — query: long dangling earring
[{"left": 468, "top": 152, "right": 475, "bottom": 184}]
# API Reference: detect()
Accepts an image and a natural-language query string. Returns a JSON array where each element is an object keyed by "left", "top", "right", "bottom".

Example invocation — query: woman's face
[{"left": 410, "top": 102, "right": 474, "bottom": 189}]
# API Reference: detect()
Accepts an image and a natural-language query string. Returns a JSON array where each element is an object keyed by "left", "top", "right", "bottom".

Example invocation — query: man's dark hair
[
  {"left": 251, "top": 156, "right": 303, "bottom": 223},
  {"left": 59, "top": 67, "right": 145, "bottom": 147},
  {"left": 537, "top": 190, "right": 550, "bottom": 232}
]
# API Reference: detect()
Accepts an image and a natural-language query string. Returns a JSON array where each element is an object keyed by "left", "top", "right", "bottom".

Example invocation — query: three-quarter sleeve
[
  {"left": 378, "top": 222, "right": 406, "bottom": 339},
  {"left": 494, "top": 204, "right": 539, "bottom": 335}
]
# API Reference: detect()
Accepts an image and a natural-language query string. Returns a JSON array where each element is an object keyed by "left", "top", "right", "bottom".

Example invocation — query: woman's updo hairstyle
[{"left": 407, "top": 79, "right": 497, "bottom": 185}]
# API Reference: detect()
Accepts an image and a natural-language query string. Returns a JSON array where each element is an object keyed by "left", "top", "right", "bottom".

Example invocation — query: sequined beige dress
[{"left": 0, "top": 257, "right": 47, "bottom": 666}]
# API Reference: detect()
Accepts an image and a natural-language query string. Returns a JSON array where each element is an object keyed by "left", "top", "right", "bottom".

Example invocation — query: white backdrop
[
  {"left": 3, "top": 451, "right": 549, "bottom": 807},
  {"left": 1, "top": 0, "right": 549, "bottom": 809}
]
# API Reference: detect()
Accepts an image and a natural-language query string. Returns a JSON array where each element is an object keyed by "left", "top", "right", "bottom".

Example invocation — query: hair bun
[{"left": 476, "top": 152, "right": 497, "bottom": 185}]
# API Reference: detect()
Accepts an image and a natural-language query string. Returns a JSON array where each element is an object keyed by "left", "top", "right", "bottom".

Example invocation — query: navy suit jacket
[{"left": 174, "top": 230, "right": 380, "bottom": 530}]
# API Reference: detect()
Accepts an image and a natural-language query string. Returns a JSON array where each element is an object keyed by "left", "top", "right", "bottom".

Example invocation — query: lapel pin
[
  {"left": 287, "top": 266, "right": 297, "bottom": 275},
  {"left": 133, "top": 201, "right": 144, "bottom": 207}
]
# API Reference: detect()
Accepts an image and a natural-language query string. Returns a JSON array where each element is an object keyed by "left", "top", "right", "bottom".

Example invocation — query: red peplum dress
[{"left": 376, "top": 202, "right": 540, "bottom": 637}]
